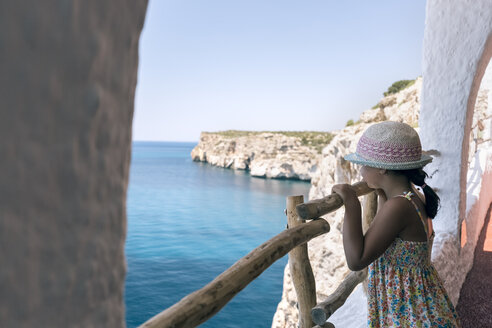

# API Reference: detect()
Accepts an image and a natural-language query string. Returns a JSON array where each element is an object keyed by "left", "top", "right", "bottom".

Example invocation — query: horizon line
[{"left": 132, "top": 139, "right": 199, "bottom": 143}]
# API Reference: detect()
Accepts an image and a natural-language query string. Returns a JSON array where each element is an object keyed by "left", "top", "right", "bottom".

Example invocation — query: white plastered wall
[{"left": 419, "top": 0, "right": 492, "bottom": 304}]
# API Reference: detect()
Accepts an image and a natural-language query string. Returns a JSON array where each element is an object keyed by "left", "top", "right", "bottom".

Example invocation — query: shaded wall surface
[{"left": 0, "top": 1, "right": 148, "bottom": 327}]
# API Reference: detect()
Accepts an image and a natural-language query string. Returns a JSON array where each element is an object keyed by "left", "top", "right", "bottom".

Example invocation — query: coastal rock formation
[
  {"left": 191, "top": 77, "right": 424, "bottom": 327},
  {"left": 311, "top": 77, "right": 422, "bottom": 200},
  {"left": 359, "top": 78, "right": 421, "bottom": 126},
  {"left": 191, "top": 79, "right": 422, "bottom": 185},
  {"left": 191, "top": 132, "right": 331, "bottom": 180},
  {"left": 272, "top": 78, "right": 422, "bottom": 328}
]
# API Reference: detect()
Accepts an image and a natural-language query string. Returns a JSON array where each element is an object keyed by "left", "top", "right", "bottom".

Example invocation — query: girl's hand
[{"left": 332, "top": 184, "right": 357, "bottom": 203}]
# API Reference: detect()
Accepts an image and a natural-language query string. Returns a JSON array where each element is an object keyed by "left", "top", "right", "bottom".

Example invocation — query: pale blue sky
[{"left": 133, "top": 0, "right": 427, "bottom": 142}]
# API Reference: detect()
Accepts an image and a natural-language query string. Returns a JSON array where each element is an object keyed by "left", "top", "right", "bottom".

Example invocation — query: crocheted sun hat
[{"left": 344, "top": 121, "right": 432, "bottom": 170}]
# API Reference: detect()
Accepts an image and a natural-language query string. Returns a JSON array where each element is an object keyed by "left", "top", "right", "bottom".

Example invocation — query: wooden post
[
  {"left": 311, "top": 270, "right": 367, "bottom": 325},
  {"left": 139, "top": 216, "right": 330, "bottom": 328},
  {"left": 287, "top": 195, "right": 317, "bottom": 328},
  {"left": 311, "top": 190, "right": 377, "bottom": 325},
  {"left": 362, "top": 191, "right": 378, "bottom": 234},
  {"left": 139, "top": 180, "right": 377, "bottom": 328},
  {"left": 361, "top": 191, "right": 378, "bottom": 295},
  {"left": 314, "top": 323, "right": 335, "bottom": 328}
]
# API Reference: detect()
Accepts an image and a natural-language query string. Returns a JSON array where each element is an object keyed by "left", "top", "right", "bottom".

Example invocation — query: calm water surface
[{"left": 125, "top": 141, "right": 311, "bottom": 327}]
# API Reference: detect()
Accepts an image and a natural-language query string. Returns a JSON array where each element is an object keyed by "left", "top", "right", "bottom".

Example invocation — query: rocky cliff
[
  {"left": 191, "top": 131, "right": 333, "bottom": 181},
  {"left": 272, "top": 77, "right": 423, "bottom": 327},
  {"left": 191, "top": 77, "right": 424, "bottom": 327}
]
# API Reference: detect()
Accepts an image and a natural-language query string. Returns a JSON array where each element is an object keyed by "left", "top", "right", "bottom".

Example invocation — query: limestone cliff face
[
  {"left": 191, "top": 132, "right": 330, "bottom": 181},
  {"left": 191, "top": 77, "right": 423, "bottom": 327},
  {"left": 310, "top": 77, "right": 422, "bottom": 199},
  {"left": 191, "top": 78, "right": 422, "bottom": 185},
  {"left": 272, "top": 78, "right": 423, "bottom": 327}
]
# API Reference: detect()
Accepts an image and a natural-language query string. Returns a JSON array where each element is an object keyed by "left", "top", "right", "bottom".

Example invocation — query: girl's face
[{"left": 360, "top": 165, "right": 382, "bottom": 189}]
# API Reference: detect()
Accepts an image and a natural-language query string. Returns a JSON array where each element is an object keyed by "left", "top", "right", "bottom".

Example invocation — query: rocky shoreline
[
  {"left": 191, "top": 78, "right": 421, "bottom": 184},
  {"left": 191, "top": 131, "right": 333, "bottom": 181},
  {"left": 272, "top": 78, "right": 422, "bottom": 327},
  {"left": 192, "top": 78, "right": 423, "bottom": 327}
]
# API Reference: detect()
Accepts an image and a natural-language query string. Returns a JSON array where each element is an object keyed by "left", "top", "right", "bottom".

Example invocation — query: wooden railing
[{"left": 140, "top": 181, "right": 376, "bottom": 328}]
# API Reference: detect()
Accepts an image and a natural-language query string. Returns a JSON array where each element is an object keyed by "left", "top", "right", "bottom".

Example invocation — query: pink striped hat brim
[{"left": 344, "top": 152, "right": 433, "bottom": 170}]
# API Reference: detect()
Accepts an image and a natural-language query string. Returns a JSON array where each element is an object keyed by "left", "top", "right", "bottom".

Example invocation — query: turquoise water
[{"left": 125, "top": 141, "right": 311, "bottom": 327}]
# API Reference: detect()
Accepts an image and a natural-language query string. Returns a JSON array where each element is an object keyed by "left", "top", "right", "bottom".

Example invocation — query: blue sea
[{"left": 125, "top": 141, "right": 311, "bottom": 328}]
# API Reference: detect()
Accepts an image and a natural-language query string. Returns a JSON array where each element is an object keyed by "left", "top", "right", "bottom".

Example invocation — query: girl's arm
[{"left": 332, "top": 184, "right": 409, "bottom": 271}]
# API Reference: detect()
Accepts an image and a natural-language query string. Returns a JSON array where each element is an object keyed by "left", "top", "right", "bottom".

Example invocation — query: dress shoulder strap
[{"left": 396, "top": 191, "right": 431, "bottom": 240}]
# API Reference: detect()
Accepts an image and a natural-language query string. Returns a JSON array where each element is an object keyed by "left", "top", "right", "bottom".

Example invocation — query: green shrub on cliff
[
  {"left": 212, "top": 130, "right": 254, "bottom": 138},
  {"left": 211, "top": 130, "right": 333, "bottom": 153},
  {"left": 277, "top": 131, "right": 333, "bottom": 153},
  {"left": 383, "top": 79, "right": 415, "bottom": 96}
]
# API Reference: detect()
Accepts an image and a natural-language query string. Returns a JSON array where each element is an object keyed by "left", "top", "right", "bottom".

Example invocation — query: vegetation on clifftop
[
  {"left": 383, "top": 79, "right": 416, "bottom": 96},
  {"left": 205, "top": 77, "right": 418, "bottom": 154},
  {"left": 372, "top": 78, "right": 417, "bottom": 109},
  {"left": 208, "top": 130, "right": 333, "bottom": 153}
]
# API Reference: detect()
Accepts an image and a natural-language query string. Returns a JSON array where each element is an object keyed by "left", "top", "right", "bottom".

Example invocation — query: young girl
[{"left": 332, "top": 121, "right": 461, "bottom": 327}]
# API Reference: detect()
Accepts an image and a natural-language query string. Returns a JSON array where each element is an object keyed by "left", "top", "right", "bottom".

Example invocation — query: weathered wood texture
[
  {"left": 362, "top": 191, "right": 378, "bottom": 233},
  {"left": 314, "top": 322, "right": 336, "bottom": 328},
  {"left": 311, "top": 269, "right": 367, "bottom": 326},
  {"left": 296, "top": 182, "right": 373, "bottom": 220},
  {"left": 140, "top": 218, "right": 330, "bottom": 328},
  {"left": 287, "top": 196, "right": 316, "bottom": 328},
  {"left": 140, "top": 181, "right": 374, "bottom": 328},
  {"left": 362, "top": 191, "right": 378, "bottom": 295},
  {"left": 311, "top": 191, "right": 377, "bottom": 325}
]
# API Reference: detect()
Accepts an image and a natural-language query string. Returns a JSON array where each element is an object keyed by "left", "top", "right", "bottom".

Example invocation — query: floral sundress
[{"left": 367, "top": 191, "right": 461, "bottom": 327}]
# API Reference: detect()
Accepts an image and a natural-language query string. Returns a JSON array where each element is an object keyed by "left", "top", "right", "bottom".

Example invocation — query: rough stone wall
[
  {"left": 272, "top": 79, "right": 423, "bottom": 328},
  {"left": 420, "top": 0, "right": 492, "bottom": 304},
  {"left": 0, "top": 1, "right": 147, "bottom": 327}
]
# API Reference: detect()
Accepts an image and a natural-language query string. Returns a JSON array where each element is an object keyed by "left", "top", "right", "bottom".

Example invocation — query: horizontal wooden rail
[
  {"left": 140, "top": 219, "right": 330, "bottom": 328},
  {"left": 296, "top": 181, "right": 373, "bottom": 220},
  {"left": 140, "top": 181, "right": 373, "bottom": 328},
  {"left": 311, "top": 269, "right": 367, "bottom": 325}
]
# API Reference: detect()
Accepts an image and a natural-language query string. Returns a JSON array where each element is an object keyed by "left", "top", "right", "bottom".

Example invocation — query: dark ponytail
[{"left": 396, "top": 168, "right": 440, "bottom": 218}]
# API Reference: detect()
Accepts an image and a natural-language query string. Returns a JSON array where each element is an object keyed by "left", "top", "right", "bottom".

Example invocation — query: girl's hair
[{"left": 393, "top": 168, "right": 440, "bottom": 218}]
